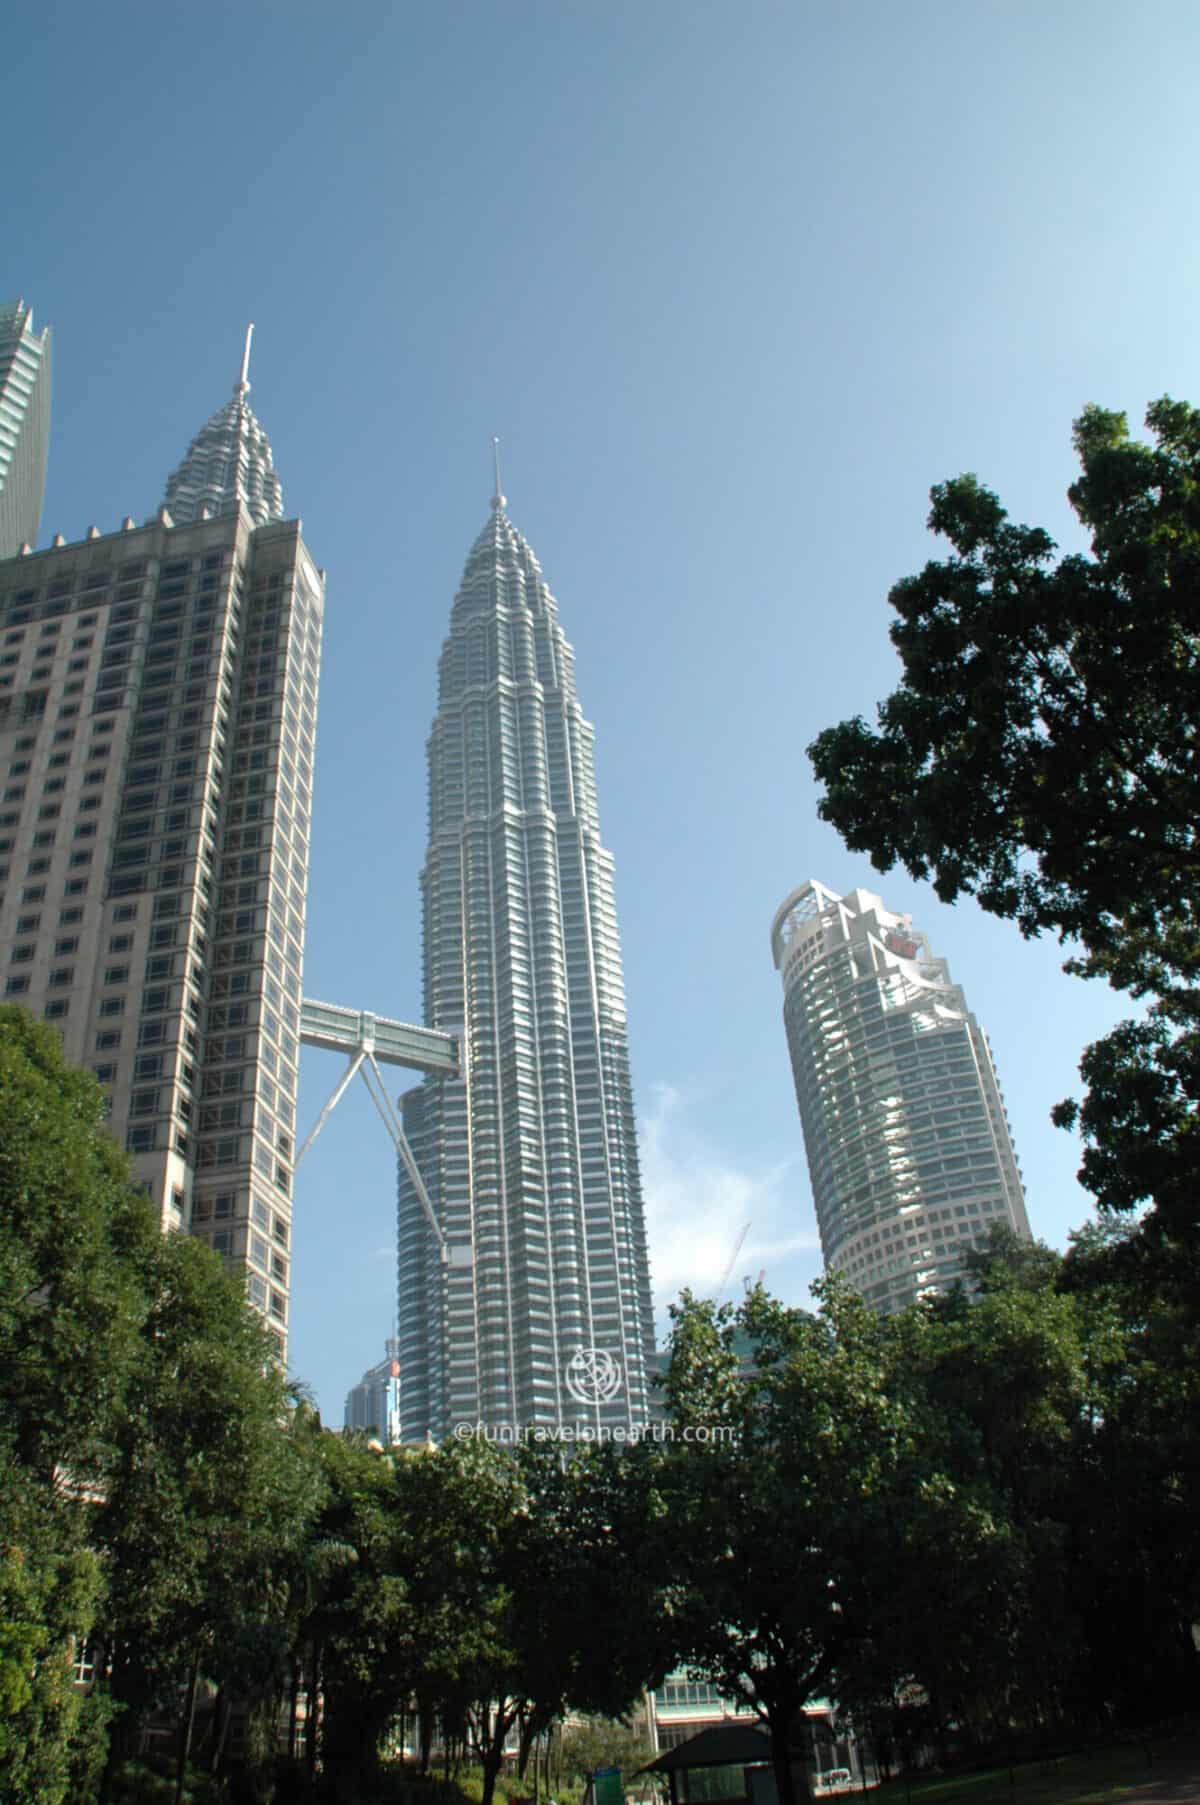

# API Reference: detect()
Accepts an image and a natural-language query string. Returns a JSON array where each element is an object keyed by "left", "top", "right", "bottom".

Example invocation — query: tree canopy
[{"left": 808, "top": 399, "right": 1200, "bottom": 1251}]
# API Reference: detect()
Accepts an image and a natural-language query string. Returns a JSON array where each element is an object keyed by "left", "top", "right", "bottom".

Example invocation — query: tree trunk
[
  {"left": 97, "top": 1644, "right": 137, "bottom": 1805},
  {"left": 287, "top": 1659, "right": 301, "bottom": 1764},
  {"left": 519, "top": 1712, "right": 536, "bottom": 1780},
  {"left": 481, "top": 1744, "right": 504, "bottom": 1805},
  {"left": 174, "top": 1647, "right": 202, "bottom": 1805},
  {"left": 769, "top": 1710, "right": 801, "bottom": 1805},
  {"left": 306, "top": 1642, "right": 322, "bottom": 1794},
  {"left": 211, "top": 1687, "right": 232, "bottom": 1774},
  {"left": 481, "top": 1708, "right": 514, "bottom": 1805}
]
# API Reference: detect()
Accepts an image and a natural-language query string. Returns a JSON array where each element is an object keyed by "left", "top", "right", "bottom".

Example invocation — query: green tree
[
  {"left": 0, "top": 1006, "right": 154, "bottom": 1482},
  {"left": 0, "top": 1007, "right": 154, "bottom": 1805},
  {"left": 1058, "top": 1223, "right": 1200, "bottom": 1723},
  {"left": 510, "top": 1435, "right": 681, "bottom": 1761},
  {"left": 886, "top": 1245, "right": 1102, "bottom": 1737},
  {"left": 300, "top": 1429, "right": 417, "bottom": 1799},
  {"left": 807, "top": 400, "right": 1200, "bottom": 1248},
  {"left": 660, "top": 1283, "right": 924, "bottom": 1805},
  {"left": 401, "top": 1439, "right": 538, "bottom": 1805},
  {"left": 93, "top": 1227, "right": 316, "bottom": 1799},
  {"left": 0, "top": 1465, "right": 109, "bottom": 1805},
  {"left": 889, "top": 1230, "right": 1198, "bottom": 1737},
  {"left": 559, "top": 1716, "right": 655, "bottom": 1786}
]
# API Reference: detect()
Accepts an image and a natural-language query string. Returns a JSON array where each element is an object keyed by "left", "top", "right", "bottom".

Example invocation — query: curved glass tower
[
  {"left": 772, "top": 880, "right": 1030, "bottom": 1314},
  {"left": 397, "top": 481, "right": 654, "bottom": 1439}
]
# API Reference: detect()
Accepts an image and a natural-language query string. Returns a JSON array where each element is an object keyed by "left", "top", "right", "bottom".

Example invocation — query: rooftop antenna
[
  {"left": 491, "top": 435, "right": 506, "bottom": 511},
  {"left": 237, "top": 322, "right": 254, "bottom": 394}
]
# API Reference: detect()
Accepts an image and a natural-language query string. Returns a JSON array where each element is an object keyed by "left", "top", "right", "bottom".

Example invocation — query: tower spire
[
  {"left": 162, "top": 328, "right": 283, "bottom": 526},
  {"left": 237, "top": 323, "right": 254, "bottom": 395},
  {"left": 490, "top": 436, "right": 506, "bottom": 512}
]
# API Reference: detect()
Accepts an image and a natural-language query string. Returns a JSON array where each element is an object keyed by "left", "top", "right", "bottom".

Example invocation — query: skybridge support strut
[{"left": 297, "top": 999, "right": 471, "bottom": 1269}]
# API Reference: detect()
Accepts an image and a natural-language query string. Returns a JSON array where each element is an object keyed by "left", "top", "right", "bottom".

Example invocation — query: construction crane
[{"left": 714, "top": 1220, "right": 751, "bottom": 1305}]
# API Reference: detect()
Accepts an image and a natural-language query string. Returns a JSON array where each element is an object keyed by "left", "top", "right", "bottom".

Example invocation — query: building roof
[{"left": 642, "top": 1725, "right": 773, "bottom": 1773}]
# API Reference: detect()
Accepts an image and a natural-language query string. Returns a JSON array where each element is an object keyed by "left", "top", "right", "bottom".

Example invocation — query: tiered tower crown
[{"left": 161, "top": 325, "right": 283, "bottom": 526}]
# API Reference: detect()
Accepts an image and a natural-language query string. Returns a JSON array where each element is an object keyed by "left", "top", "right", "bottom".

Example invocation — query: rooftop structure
[{"left": 162, "top": 326, "right": 283, "bottom": 528}]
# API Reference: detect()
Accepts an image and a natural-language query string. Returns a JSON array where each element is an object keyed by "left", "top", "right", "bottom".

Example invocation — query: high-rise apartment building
[
  {"left": 0, "top": 300, "right": 53, "bottom": 559},
  {"left": 771, "top": 879, "right": 1029, "bottom": 1314},
  {"left": 0, "top": 344, "right": 321, "bottom": 1354},
  {"left": 397, "top": 479, "right": 654, "bottom": 1438}
]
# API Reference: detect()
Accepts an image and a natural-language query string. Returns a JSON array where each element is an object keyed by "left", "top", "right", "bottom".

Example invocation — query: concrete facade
[{"left": 0, "top": 365, "right": 321, "bottom": 1355}]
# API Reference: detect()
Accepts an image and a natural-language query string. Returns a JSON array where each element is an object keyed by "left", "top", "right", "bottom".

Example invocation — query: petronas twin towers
[
  {"left": 397, "top": 474, "right": 655, "bottom": 1438},
  {"left": 0, "top": 299, "right": 653, "bottom": 1432}
]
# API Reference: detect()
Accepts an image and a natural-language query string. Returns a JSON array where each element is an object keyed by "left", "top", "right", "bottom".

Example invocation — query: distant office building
[
  {"left": 344, "top": 1339, "right": 402, "bottom": 1442},
  {"left": 0, "top": 339, "right": 321, "bottom": 1354},
  {"left": 771, "top": 880, "right": 1029, "bottom": 1313},
  {"left": 397, "top": 475, "right": 655, "bottom": 1440},
  {"left": 646, "top": 1672, "right": 851, "bottom": 1776},
  {"left": 0, "top": 300, "right": 53, "bottom": 559}
]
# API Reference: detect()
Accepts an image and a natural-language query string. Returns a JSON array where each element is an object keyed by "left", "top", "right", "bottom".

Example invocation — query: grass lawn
[{"left": 869, "top": 1744, "right": 1163, "bottom": 1805}]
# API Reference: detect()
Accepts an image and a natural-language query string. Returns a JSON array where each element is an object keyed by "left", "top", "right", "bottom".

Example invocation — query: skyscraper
[
  {"left": 397, "top": 474, "right": 654, "bottom": 1439},
  {"left": 0, "top": 300, "right": 53, "bottom": 559},
  {"left": 771, "top": 879, "right": 1029, "bottom": 1314},
  {"left": 344, "top": 1338, "right": 402, "bottom": 1443},
  {"left": 0, "top": 335, "right": 321, "bottom": 1355}
]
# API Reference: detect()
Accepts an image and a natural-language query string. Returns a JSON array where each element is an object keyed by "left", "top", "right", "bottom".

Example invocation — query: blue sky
[{"left": 9, "top": 2, "right": 1200, "bottom": 1418}]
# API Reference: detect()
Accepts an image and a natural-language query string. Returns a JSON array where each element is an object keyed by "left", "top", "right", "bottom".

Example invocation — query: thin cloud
[{"left": 638, "top": 1082, "right": 820, "bottom": 1337}]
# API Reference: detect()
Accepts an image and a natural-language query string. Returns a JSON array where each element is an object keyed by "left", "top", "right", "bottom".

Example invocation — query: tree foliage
[
  {"left": 0, "top": 1008, "right": 153, "bottom": 1805},
  {"left": 660, "top": 1246, "right": 1200, "bottom": 1765},
  {"left": 94, "top": 1228, "right": 319, "bottom": 1784},
  {"left": 7, "top": 959, "right": 1200, "bottom": 1802},
  {"left": 808, "top": 399, "right": 1200, "bottom": 1248},
  {"left": 660, "top": 1283, "right": 931, "bottom": 1805}
]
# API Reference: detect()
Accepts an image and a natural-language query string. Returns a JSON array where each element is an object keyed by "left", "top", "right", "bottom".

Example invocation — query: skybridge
[{"left": 297, "top": 998, "right": 471, "bottom": 1268}]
